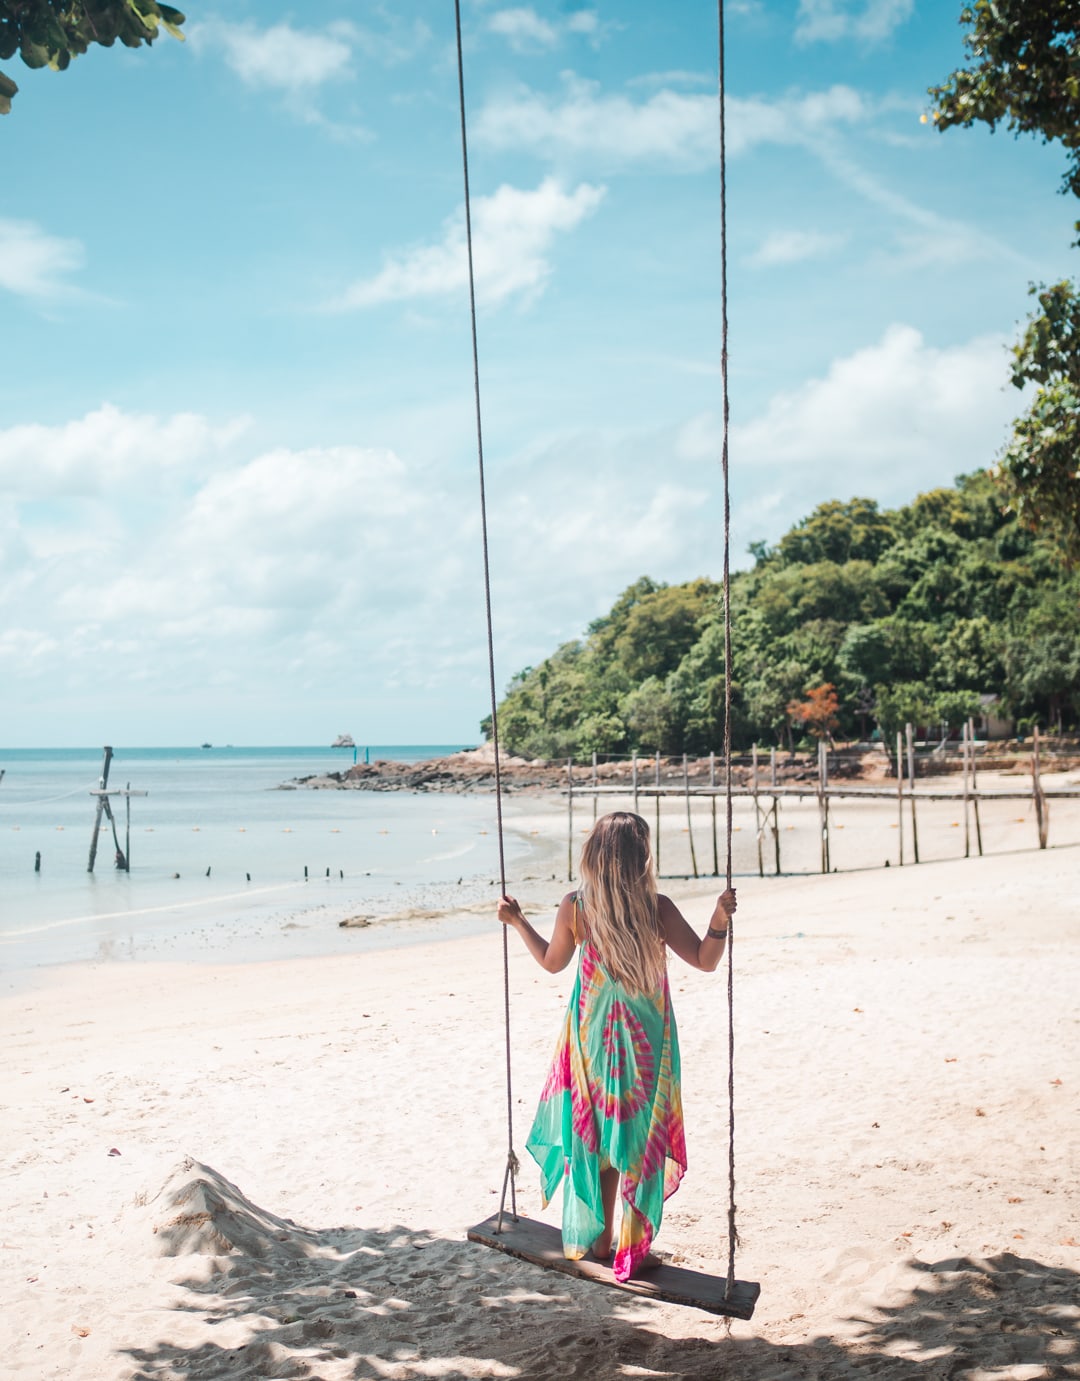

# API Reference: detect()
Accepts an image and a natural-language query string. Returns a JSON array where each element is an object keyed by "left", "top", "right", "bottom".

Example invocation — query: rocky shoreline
[
  {"left": 286, "top": 743, "right": 868, "bottom": 795},
  {"left": 284, "top": 739, "right": 1077, "bottom": 795}
]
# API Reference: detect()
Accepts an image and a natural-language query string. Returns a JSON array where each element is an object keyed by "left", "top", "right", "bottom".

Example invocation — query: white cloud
[
  {"left": 819, "top": 147, "right": 1026, "bottom": 270},
  {"left": 795, "top": 0, "right": 915, "bottom": 45},
  {"left": 489, "top": 7, "right": 559, "bottom": 50},
  {"left": 196, "top": 20, "right": 353, "bottom": 93},
  {"left": 335, "top": 178, "right": 605, "bottom": 310},
  {"left": 473, "top": 75, "right": 868, "bottom": 169},
  {"left": 487, "top": 7, "right": 604, "bottom": 52},
  {"left": 567, "top": 12, "right": 600, "bottom": 36},
  {"left": 0, "top": 404, "right": 248, "bottom": 498},
  {"left": 0, "top": 337, "right": 1024, "bottom": 732},
  {"left": 0, "top": 402, "right": 721, "bottom": 718},
  {"left": 341, "top": 15, "right": 432, "bottom": 66},
  {"left": 748, "top": 229, "right": 846, "bottom": 266},
  {"left": 0, "top": 218, "right": 85, "bottom": 299},
  {"left": 471, "top": 76, "right": 1008, "bottom": 277},
  {"left": 679, "top": 326, "right": 1021, "bottom": 535},
  {"left": 189, "top": 18, "right": 384, "bottom": 138}
]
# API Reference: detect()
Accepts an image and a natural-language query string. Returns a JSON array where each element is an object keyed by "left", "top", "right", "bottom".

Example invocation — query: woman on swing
[{"left": 497, "top": 810, "right": 736, "bottom": 1282}]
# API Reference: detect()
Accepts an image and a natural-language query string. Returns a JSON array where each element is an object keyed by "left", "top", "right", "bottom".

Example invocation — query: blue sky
[{"left": 0, "top": 0, "right": 1073, "bottom": 747}]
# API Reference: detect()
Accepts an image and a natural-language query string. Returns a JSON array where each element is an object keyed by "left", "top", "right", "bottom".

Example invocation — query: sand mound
[{"left": 143, "top": 1157, "right": 317, "bottom": 1259}]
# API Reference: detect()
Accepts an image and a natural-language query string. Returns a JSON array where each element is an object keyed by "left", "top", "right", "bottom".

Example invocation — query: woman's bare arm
[
  {"left": 497, "top": 892, "right": 579, "bottom": 973},
  {"left": 659, "top": 889, "right": 736, "bottom": 972}
]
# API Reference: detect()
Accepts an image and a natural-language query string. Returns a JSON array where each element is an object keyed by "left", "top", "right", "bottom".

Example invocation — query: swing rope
[
  {"left": 716, "top": 0, "right": 740, "bottom": 1303},
  {"left": 454, "top": 0, "right": 738, "bottom": 1294},
  {"left": 452, "top": 0, "right": 518, "bottom": 1229}
]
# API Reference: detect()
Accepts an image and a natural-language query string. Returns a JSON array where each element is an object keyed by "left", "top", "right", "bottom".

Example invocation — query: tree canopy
[
  {"left": 0, "top": 1, "right": 185, "bottom": 113},
  {"left": 928, "top": 1, "right": 1080, "bottom": 197},
  {"left": 930, "top": 1, "right": 1080, "bottom": 562},
  {"left": 491, "top": 476, "right": 1080, "bottom": 757}
]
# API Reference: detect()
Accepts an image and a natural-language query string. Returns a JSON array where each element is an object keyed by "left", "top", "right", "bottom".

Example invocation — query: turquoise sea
[{"left": 0, "top": 746, "right": 541, "bottom": 972}]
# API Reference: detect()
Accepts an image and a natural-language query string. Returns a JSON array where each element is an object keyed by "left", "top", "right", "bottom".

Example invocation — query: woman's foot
[
  {"left": 590, "top": 1233, "right": 612, "bottom": 1262},
  {"left": 629, "top": 1251, "right": 662, "bottom": 1276}
]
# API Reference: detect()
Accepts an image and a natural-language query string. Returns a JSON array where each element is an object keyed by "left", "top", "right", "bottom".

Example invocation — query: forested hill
[{"left": 491, "top": 471, "right": 1080, "bottom": 757}]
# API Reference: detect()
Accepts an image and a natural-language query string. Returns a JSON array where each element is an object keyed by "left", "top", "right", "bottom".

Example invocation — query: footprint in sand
[{"left": 822, "top": 1244, "right": 877, "bottom": 1286}]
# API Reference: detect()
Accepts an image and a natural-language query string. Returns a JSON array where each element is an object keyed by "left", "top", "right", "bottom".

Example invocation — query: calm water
[{"left": 0, "top": 746, "right": 542, "bottom": 971}]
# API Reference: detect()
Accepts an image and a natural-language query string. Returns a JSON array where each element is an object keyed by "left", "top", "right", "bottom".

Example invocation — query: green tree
[
  {"left": 932, "top": 615, "right": 1005, "bottom": 691},
  {"left": 620, "top": 676, "right": 675, "bottom": 753},
  {"left": 613, "top": 579, "right": 718, "bottom": 682},
  {"left": 930, "top": 8, "right": 1080, "bottom": 559},
  {"left": 995, "top": 282, "right": 1080, "bottom": 561},
  {"left": 874, "top": 681, "right": 937, "bottom": 742},
  {"left": 1004, "top": 580, "right": 1080, "bottom": 728},
  {"left": 929, "top": 1, "right": 1080, "bottom": 199},
  {"left": 491, "top": 477, "right": 1077, "bottom": 756},
  {"left": 0, "top": 1, "right": 184, "bottom": 113},
  {"left": 775, "top": 497, "right": 896, "bottom": 567}
]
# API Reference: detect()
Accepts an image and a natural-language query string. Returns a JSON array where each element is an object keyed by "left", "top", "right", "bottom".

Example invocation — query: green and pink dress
[{"left": 525, "top": 901, "right": 686, "bottom": 1281}]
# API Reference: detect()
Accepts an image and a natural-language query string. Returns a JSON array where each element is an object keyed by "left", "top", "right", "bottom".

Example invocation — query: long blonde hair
[{"left": 577, "top": 812, "right": 665, "bottom": 994}]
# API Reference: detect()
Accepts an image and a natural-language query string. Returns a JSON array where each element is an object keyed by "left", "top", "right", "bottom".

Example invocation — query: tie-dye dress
[{"left": 525, "top": 902, "right": 686, "bottom": 1282}]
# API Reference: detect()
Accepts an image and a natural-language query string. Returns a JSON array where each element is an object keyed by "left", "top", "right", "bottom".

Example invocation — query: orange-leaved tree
[{"left": 786, "top": 683, "right": 840, "bottom": 743}]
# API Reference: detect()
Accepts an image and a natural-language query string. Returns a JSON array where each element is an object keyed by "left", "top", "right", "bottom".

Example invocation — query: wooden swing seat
[{"left": 468, "top": 1213, "right": 759, "bottom": 1319}]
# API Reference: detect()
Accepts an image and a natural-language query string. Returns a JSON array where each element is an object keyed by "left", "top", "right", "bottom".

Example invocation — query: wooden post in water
[
  {"left": 906, "top": 723, "right": 920, "bottom": 864},
  {"left": 632, "top": 753, "right": 639, "bottom": 816},
  {"left": 654, "top": 751, "right": 662, "bottom": 875},
  {"left": 968, "top": 717, "right": 983, "bottom": 855},
  {"left": 1033, "top": 726, "right": 1049, "bottom": 849},
  {"left": 752, "top": 744, "right": 763, "bottom": 877},
  {"left": 896, "top": 731, "right": 905, "bottom": 866},
  {"left": 125, "top": 782, "right": 131, "bottom": 873},
  {"left": 710, "top": 750, "right": 719, "bottom": 876},
  {"left": 567, "top": 758, "right": 574, "bottom": 881},
  {"left": 683, "top": 753, "right": 699, "bottom": 878},
  {"left": 87, "top": 746, "right": 113, "bottom": 873},
  {"left": 592, "top": 750, "right": 598, "bottom": 823}
]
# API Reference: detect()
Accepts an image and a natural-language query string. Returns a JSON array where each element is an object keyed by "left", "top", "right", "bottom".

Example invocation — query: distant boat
[
  {"left": 200, "top": 743, "right": 212, "bottom": 749},
  {"left": 332, "top": 734, "right": 355, "bottom": 748}
]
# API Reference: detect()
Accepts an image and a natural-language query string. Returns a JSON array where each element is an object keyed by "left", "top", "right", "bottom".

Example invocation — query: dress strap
[{"left": 571, "top": 892, "right": 586, "bottom": 947}]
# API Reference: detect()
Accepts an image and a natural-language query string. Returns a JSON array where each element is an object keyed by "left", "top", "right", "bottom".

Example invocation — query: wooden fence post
[
  {"left": 632, "top": 752, "right": 639, "bottom": 816},
  {"left": 969, "top": 717, "right": 983, "bottom": 855},
  {"left": 710, "top": 750, "right": 719, "bottom": 876},
  {"left": 683, "top": 752, "right": 699, "bottom": 878},
  {"left": 962, "top": 719, "right": 971, "bottom": 859},
  {"left": 752, "top": 743, "right": 764, "bottom": 877},
  {"left": 592, "top": 750, "right": 598, "bottom": 822},
  {"left": 655, "top": 751, "right": 662, "bottom": 876},
  {"left": 906, "top": 723, "right": 920, "bottom": 864},
  {"left": 896, "top": 731, "right": 904, "bottom": 866},
  {"left": 567, "top": 758, "right": 574, "bottom": 881},
  {"left": 1033, "top": 726, "right": 1049, "bottom": 849},
  {"left": 770, "top": 744, "right": 781, "bottom": 874}
]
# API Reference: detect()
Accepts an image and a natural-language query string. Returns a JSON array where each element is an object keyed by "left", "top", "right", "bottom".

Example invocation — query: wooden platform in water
[{"left": 467, "top": 1213, "right": 759, "bottom": 1319}]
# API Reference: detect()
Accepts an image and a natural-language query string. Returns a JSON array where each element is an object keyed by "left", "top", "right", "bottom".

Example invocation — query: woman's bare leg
[{"left": 592, "top": 1167, "right": 620, "bottom": 1260}]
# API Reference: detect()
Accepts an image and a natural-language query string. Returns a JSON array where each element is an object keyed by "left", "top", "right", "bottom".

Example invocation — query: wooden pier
[{"left": 559, "top": 727, "right": 1079, "bottom": 879}]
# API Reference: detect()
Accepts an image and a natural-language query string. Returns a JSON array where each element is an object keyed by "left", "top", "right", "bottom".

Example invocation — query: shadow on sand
[{"left": 120, "top": 1161, "right": 1078, "bottom": 1380}]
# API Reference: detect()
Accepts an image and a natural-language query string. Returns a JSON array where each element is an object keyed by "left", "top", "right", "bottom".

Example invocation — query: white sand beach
[{"left": 2, "top": 793, "right": 1078, "bottom": 1379}]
